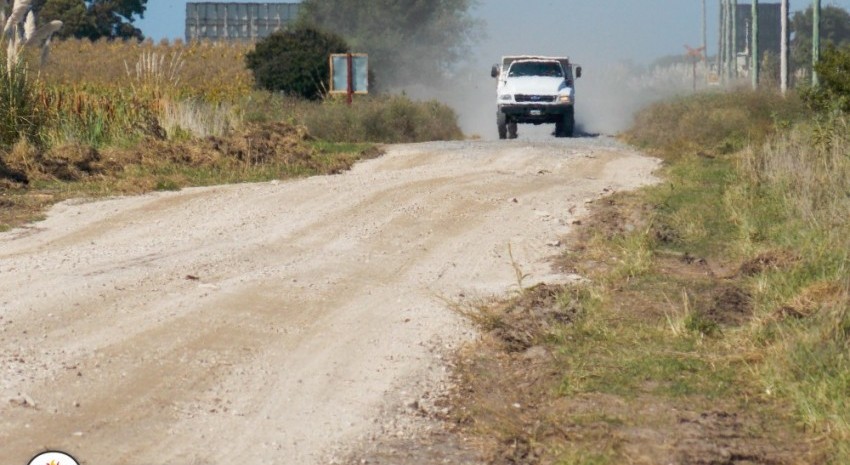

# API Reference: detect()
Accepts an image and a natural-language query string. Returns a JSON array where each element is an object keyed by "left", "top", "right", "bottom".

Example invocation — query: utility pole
[
  {"left": 752, "top": 0, "right": 759, "bottom": 89},
  {"left": 781, "top": 0, "right": 789, "bottom": 94},
  {"left": 719, "top": 0, "right": 726, "bottom": 82},
  {"left": 731, "top": 0, "right": 738, "bottom": 79},
  {"left": 703, "top": 0, "right": 708, "bottom": 67},
  {"left": 813, "top": 0, "right": 821, "bottom": 86},
  {"left": 726, "top": 0, "right": 734, "bottom": 79}
]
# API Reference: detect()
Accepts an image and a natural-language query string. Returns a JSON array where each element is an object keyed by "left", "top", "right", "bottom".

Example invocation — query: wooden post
[{"left": 346, "top": 53, "right": 353, "bottom": 105}]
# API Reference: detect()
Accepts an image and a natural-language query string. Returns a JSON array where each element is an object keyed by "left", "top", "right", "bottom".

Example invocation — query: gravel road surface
[{"left": 0, "top": 138, "right": 658, "bottom": 464}]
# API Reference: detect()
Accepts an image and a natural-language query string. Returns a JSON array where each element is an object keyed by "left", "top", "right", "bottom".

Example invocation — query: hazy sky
[{"left": 137, "top": 0, "right": 850, "bottom": 65}]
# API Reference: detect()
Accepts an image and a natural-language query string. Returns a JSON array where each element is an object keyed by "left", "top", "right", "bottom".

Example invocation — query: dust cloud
[
  {"left": 402, "top": 60, "right": 707, "bottom": 140},
  {"left": 397, "top": 1, "right": 715, "bottom": 139}
]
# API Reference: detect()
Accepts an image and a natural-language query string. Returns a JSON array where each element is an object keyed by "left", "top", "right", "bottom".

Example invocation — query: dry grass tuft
[{"left": 777, "top": 281, "right": 844, "bottom": 320}]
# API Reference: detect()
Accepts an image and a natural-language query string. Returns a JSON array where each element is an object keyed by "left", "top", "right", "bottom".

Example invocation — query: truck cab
[{"left": 491, "top": 56, "right": 581, "bottom": 139}]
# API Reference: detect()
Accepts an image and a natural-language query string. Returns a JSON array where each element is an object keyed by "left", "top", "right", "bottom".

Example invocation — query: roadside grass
[
  {"left": 449, "top": 90, "right": 848, "bottom": 464},
  {"left": 243, "top": 92, "right": 465, "bottom": 143},
  {"left": 626, "top": 89, "right": 806, "bottom": 162},
  {"left": 0, "top": 140, "right": 376, "bottom": 231}
]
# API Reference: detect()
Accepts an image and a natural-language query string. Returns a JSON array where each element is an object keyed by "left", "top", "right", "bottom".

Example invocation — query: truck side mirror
[
  {"left": 576, "top": 66, "right": 582, "bottom": 78},
  {"left": 491, "top": 64, "right": 500, "bottom": 78}
]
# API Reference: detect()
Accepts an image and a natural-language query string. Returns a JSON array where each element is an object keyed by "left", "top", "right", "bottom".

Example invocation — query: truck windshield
[{"left": 508, "top": 62, "right": 563, "bottom": 78}]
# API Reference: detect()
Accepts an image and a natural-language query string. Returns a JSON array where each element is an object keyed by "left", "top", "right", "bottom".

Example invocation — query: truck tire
[
  {"left": 556, "top": 108, "right": 575, "bottom": 138},
  {"left": 497, "top": 111, "right": 507, "bottom": 140},
  {"left": 508, "top": 120, "right": 518, "bottom": 139}
]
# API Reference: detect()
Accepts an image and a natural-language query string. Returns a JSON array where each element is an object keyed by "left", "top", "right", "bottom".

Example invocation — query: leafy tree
[
  {"left": 802, "top": 45, "right": 850, "bottom": 113},
  {"left": 298, "top": 0, "right": 480, "bottom": 88},
  {"left": 32, "top": 0, "right": 146, "bottom": 40},
  {"left": 245, "top": 27, "right": 349, "bottom": 100},
  {"left": 791, "top": 5, "right": 850, "bottom": 78}
]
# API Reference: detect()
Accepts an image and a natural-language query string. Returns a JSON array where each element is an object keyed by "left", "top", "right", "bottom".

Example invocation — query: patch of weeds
[
  {"left": 154, "top": 178, "right": 181, "bottom": 191},
  {"left": 556, "top": 317, "right": 733, "bottom": 399},
  {"left": 554, "top": 448, "right": 617, "bottom": 465},
  {"left": 610, "top": 229, "right": 653, "bottom": 281},
  {"left": 684, "top": 311, "right": 721, "bottom": 336},
  {"left": 453, "top": 283, "right": 583, "bottom": 353}
]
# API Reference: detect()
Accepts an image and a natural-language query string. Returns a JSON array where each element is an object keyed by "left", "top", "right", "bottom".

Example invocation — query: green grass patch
[
  {"left": 621, "top": 90, "right": 850, "bottom": 462},
  {"left": 645, "top": 155, "right": 738, "bottom": 258}
]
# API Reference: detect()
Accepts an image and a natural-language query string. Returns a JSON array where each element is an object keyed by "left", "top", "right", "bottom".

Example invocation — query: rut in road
[{"left": 0, "top": 139, "right": 658, "bottom": 465}]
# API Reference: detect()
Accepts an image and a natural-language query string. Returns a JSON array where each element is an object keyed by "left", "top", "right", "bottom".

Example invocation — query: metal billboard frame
[{"left": 329, "top": 53, "right": 369, "bottom": 103}]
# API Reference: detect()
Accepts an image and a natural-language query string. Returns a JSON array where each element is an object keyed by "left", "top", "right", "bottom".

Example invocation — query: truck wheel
[
  {"left": 508, "top": 120, "right": 518, "bottom": 139},
  {"left": 556, "top": 109, "right": 575, "bottom": 138},
  {"left": 497, "top": 111, "right": 507, "bottom": 140}
]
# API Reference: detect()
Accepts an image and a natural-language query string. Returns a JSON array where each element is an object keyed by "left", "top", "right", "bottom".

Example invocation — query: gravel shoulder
[{"left": 0, "top": 138, "right": 658, "bottom": 464}]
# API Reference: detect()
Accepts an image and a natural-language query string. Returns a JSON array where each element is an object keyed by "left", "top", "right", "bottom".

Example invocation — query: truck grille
[{"left": 515, "top": 94, "right": 556, "bottom": 103}]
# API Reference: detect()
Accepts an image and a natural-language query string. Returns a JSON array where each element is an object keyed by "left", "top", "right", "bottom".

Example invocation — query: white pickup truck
[{"left": 491, "top": 56, "right": 581, "bottom": 139}]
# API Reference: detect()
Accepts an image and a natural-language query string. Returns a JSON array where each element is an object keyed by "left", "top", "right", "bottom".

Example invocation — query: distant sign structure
[
  {"left": 186, "top": 2, "right": 300, "bottom": 42},
  {"left": 734, "top": 3, "right": 782, "bottom": 57},
  {"left": 330, "top": 54, "right": 369, "bottom": 98}
]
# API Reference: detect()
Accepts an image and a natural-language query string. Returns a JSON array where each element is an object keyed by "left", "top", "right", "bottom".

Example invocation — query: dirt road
[{"left": 0, "top": 138, "right": 658, "bottom": 465}]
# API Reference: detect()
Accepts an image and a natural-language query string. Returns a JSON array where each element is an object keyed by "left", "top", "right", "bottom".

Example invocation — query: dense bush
[
  {"left": 245, "top": 27, "right": 349, "bottom": 100},
  {"left": 803, "top": 45, "right": 850, "bottom": 113}
]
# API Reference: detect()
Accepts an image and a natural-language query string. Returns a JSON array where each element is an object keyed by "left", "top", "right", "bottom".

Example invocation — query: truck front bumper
[{"left": 499, "top": 103, "right": 573, "bottom": 123}]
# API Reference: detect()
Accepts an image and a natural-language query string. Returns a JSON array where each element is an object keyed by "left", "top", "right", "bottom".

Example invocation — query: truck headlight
[
  {"left": 559, "top": 95, "right": 572, "bottom": 104},
  {"left": 499, "top": 94, "right": 513, "bottom": 101}
]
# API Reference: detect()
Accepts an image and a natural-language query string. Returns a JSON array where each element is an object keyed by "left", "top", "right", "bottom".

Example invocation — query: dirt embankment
[
  {"left": 0, "top": 138, "right": 657, "bottom": 465},
  {"left": 1, "top": 121, "right": 321, "bottom": 186}
]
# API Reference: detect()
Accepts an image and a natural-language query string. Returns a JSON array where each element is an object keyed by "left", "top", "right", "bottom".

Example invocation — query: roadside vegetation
[
  {"left": 449, "top": 48, "right": 850, "bottom": 465},
  {"left": 0, "top": 18, "right": 462, "bottom": 232}
]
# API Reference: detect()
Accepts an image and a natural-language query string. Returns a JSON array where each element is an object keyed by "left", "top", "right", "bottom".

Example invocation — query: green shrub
[
  {"left": 245, "top": 27, "right": 349, "bottom": 100},
  {"left": 803, "top": 45, "right": 850, "bottom": 113}
]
